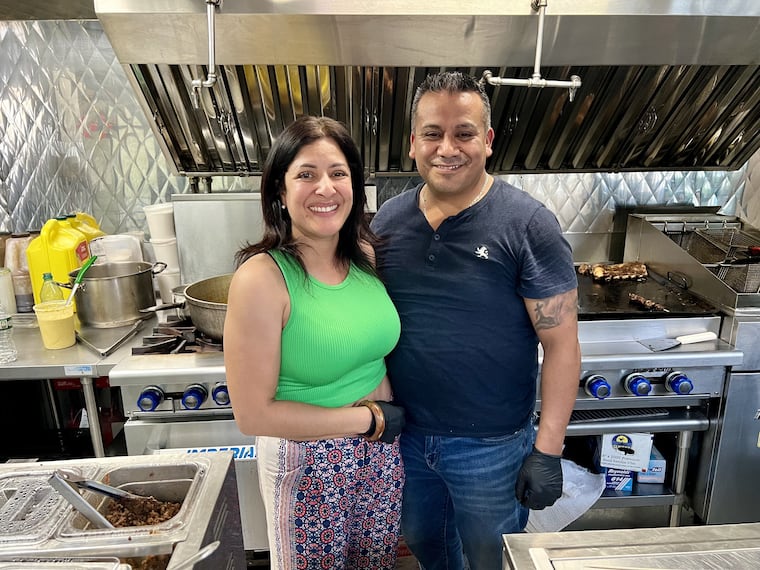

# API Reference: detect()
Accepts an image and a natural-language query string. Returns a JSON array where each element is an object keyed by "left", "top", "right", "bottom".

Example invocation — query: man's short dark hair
[{"left": 411, "top": 71, "right": 491, "bottom": 131}]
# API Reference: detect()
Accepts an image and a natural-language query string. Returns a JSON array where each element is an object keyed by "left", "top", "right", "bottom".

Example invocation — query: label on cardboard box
[
  {"left": 600, "top": 433, "right": 653, "bottom": 472},
  {"left": 605, "top": 468, "right": 633, "bottom": 492},
  {"left": 637, "top": 445, "right": 667, "bottom": 484}
]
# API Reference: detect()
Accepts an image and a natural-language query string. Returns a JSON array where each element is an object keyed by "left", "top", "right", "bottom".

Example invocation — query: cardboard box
[
  {"left": 637, "top": 445, "right": 667, "bottom": 484},
  {"left": 605, "top": 468, "right": 633, "bottom": 492}
]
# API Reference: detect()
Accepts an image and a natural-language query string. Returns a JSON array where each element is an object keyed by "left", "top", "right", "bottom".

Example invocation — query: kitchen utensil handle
[
  {"left": 48, "top": 472, "right": 115, "bottom": 529},
  {"left": 675, "top": 331, "right": 717, "bottom": 345},
  {"left": 75, "top": 479, "right": 135, "bottom": 499},
  {"left": 65, "top": 255, "right": 98, "bottom": 306}
]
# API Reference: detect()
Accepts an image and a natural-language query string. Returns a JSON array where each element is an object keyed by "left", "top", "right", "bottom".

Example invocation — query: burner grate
[
  {"left": 570, "top": 407, "right": 669, "bottom": 423},
  {"left": 132, "top": 318, "right": 223, "bottom": 355}
]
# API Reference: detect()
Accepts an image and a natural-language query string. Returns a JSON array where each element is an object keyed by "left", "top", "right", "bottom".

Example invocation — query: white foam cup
[
  {"left": 143, "top": 202, "right": 176, "bottom": 240},
  {"left": 150, "top": 237, "right": 179, "bottom": 271}
]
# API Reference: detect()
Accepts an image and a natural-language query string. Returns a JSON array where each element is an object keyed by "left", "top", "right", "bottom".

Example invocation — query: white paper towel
[{"left": 526, "top": 459, "right": 606, "bottom": 533}]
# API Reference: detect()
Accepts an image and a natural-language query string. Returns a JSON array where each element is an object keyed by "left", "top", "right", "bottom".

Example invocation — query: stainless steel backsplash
[{"left": 0, "top": 21, "right": 753, "bottom": 261}]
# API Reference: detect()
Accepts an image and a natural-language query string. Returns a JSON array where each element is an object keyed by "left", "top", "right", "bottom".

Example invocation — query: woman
[{"left": 224, "top": 116, "right": 404, "bottom": 570}]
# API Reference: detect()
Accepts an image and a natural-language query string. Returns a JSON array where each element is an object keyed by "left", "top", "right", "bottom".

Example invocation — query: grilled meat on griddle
[
  {"left": 628, "top": 292, "right": 669, "bottom": 312},
  {"left": 578, "top": 262, "right": 648, "bottom": 282}
]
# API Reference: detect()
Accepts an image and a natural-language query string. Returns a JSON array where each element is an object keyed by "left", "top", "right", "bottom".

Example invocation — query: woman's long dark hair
[{"left": 235, "top": 116, "right": 377, "bottom": 277}]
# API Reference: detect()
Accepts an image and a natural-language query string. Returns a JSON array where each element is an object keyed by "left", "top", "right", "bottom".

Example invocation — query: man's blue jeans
[{"left": 399, "top": 423, "right": 534, "bottom": 570}]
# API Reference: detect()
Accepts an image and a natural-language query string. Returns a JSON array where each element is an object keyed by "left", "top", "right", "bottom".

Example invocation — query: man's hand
[
  {"left": 375, "top": 401, "right": 405, "bottom": 442},
  {"left": 515, "top": 447, "right": 563, "bottom": 510},
  {"left": 360, "top": 400, "right": 405, "bottom": 443}
]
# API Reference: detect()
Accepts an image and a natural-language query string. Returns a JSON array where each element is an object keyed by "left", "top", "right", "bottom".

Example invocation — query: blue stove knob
[
  {"left": 137, "top": 385, "right": 164, "bottom": 412},
  {"left": 212, "top": 383, "right": 230, "bottom": 406},
  {"left": 182, "top": 383, "right": 208, "bottom": 410},
  {"left": 584, "top": 375, "right": 611, "bottom": 400},
  {"left": 666, "top": 372, "right": 694, "bottom": 395},
  {"left": 624, "top": 373, "right": 652, "bottom": 396}
]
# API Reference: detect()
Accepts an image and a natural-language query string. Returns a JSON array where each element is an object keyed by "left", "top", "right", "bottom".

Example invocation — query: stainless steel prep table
[
  {"left": 0, "top": 316, "right": 156, "bottom": 458},
  {"left": 503, "top": 521, "right": 760, "bottom": 569}
]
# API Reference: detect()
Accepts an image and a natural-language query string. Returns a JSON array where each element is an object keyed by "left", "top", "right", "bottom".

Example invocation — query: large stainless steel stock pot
[{"left": 68, "top": 261, "right": 166, "bottom": 327}]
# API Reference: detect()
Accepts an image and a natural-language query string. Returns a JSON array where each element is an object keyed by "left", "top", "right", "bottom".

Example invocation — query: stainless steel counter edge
[
  {"left": 503, "top": 521, "right": 760, "bottom": 570},
  {"left": 570, "top": 316, "right": 743, "bottom": 369},
  {"left": 0, "top": 316, "right": 158, "bottom": 381},
  {"left": 108, "top": 352, "right": 226, "bottom": 386},
  {"left": 575, "top": 339, "right": 743, "bottom": 369}
]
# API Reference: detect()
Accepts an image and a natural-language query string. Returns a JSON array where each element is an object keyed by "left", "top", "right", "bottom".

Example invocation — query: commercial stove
[
  {"left": 625, "top": 212, "right": 760, "bottom": 524},
  {"left": 549, "top": 265, "right": 742, "bottom": 528}
]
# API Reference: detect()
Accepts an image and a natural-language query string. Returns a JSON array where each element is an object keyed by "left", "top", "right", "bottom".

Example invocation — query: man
[{"left": 371, "top": 71, "right": 581, "bottom": 570}]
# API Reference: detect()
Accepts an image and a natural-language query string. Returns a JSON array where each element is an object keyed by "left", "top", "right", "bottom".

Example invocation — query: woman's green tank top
[{"left": 269, "top": 250, "right": 400, "bottom": 407}]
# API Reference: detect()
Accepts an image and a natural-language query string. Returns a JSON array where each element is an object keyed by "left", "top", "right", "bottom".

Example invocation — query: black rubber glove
[
  {"left": 515, "top": 446, "right": 563, "bottom": 510},
  {"left": 375, "top": 401, "right": 405, "bottom": 443}
]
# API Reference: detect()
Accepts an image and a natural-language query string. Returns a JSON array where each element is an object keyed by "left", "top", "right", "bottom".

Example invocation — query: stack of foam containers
[{"left": 143, "top": 202, "right": 181, "bottom": 303}]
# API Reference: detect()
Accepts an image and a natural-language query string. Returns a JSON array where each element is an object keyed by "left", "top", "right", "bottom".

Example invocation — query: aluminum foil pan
[
  {"left": 57, "top": 462, "right": 199, "bottom": 541},
  {"left": 0, "top": 559, "right": 128, "bottom": 569},
  {"left": 0, "top": 454, "right": 221, "bottom": 560},
  {"left": 0, "top": 467, "right": 101, "bottom": 547}
]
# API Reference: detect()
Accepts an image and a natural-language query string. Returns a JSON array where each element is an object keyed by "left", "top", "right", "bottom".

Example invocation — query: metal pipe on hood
[
  {"left": 190, "top": 0, "right": 222, "bottom": 109},
  {"left": 482, "top": 0, "right": 582, "bottom": 102}
]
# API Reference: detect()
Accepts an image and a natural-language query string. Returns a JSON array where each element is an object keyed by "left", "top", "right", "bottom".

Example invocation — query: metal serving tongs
[
  {"left": 56, "top": 470, "right": 145, "bottom": 500},
  {"left": 48, "top": 471, "right": 115, "bottom": 529},
  {"left": 49, "top": 470, "right": 149, "bottom": 530}
]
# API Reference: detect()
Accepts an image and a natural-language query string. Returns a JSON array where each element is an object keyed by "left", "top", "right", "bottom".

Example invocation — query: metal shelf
[{"left": 595, "top": 484, "right": 676, "bottom": 508}]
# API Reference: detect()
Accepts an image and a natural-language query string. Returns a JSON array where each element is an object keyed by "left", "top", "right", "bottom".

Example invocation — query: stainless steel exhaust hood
[{"left": 93, "top": 1, "right": 760, "bottom": 177}]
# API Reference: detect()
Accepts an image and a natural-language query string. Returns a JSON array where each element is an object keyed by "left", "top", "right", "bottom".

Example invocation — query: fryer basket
[{"left": 697, "top": 229, "right": 760, "bottom": 293}]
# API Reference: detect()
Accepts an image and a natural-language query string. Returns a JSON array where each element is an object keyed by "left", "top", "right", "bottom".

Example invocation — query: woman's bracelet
[
  {"left": 362, "top": 408, "right": 376, "bottom": 437},
  {"left": 358, "top": 400, "right": 386, "bottom": 441}
]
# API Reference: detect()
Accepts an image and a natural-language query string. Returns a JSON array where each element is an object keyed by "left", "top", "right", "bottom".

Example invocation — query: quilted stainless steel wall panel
[{"left": 738, "top": 150, "right": 760, "bottom": 229}]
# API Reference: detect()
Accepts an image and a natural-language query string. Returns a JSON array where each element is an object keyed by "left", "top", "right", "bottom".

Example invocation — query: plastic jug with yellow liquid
[{"left": 26, "top": 217, "right": 91, "bottom": 305}]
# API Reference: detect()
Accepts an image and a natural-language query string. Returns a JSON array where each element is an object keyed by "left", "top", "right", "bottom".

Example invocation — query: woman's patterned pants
[{"left": 257, "top": 435, "right": 404, "bottom": 570}]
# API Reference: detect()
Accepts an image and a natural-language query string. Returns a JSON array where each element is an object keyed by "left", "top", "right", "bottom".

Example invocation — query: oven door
[{"left": 123, "top": 416, "right": 269, "bottom": 551}]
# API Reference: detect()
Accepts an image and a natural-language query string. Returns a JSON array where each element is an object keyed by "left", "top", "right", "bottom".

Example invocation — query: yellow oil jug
[
  {"left": 69, "top": 212, "right": 106, "bottom": 242},
  {"left": 26, "top": 217, "right": 91, "bottom": 305}
]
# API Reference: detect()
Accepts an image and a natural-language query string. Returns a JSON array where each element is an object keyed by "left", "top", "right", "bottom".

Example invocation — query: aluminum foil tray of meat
[
  {"left": 57, "top": 462, "right": 201, "bottom": 542},
  {"left": 0, "top": 453, "right": 241, "bottom": 569},
  {"left": 578, "top": 262, "right": 648, "bottom": 282}
]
